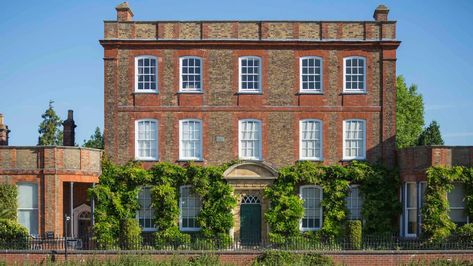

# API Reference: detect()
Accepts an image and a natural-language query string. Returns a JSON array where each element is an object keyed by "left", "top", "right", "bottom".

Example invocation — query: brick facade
[
  {"left": 0, "top": 146, "right": 102, "bottom": 236},
  {"left": 101, "top": 5, "right": 400, "bottom": 169}
]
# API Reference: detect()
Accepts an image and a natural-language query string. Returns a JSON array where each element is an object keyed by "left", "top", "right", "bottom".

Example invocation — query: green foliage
[
  {"left": 422, "top": 166, "right": 473, "bottom": 241},
  {"left": 265, "top": 161, "right": 400, "bottom": 242},
  {"left": 83, "top": 127, "right": 104, "bottom": 149},
  {"left": 417, "top": 121, "right": 444, "bottom": 146},
  {"left": 450, "top": 224, "right": 473, "bottom": 247},
  {"left": 38, "top": 100, "right": 63, "bottom": 146},
  {"left": 0, "top": 183, "right": 18, "bottom": 220},
  {"left": 396, "top": 75, "right": 425, "bottom": 149},
  {"left": 90, "top": 159, "right": 237, "bottom": 249},
  {"left": 0, "top": 219, "right": 30, "bottom": 249},
  {"left": 119, "top": 218, "right": 142, "bottom": 250},
  {"left": 254, "top": 251, "right": 334, "bottom": 266},
  {"left": 345, "top": 220, "right": 362, "bottom": 250}
]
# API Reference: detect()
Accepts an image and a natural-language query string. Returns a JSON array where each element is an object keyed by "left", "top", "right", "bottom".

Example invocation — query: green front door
[{"left": 240, "top": 203, "right": 261, "bottom": 245}]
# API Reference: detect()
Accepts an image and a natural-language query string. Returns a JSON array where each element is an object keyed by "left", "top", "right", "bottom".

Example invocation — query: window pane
[
  {"left": 240, "top": 58, "right": 261, "bottom": 91},
  {"left": 301, "top": 186, "right": 322, "bottom": 230},
  {"left": 239, "top": 120, "right": 261, "bottom": 160}
]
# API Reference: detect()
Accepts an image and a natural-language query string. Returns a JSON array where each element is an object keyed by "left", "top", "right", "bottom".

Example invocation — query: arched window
[
  {"left": 179, "top": 119, "right": 203, "bottom": 160},
  {"left": 343, "top": 56, "right": 366, "bottom": 93},
  {"left": 135, "top": 119, "right": 158, "bottom": 160},
  {"left": 299, "top": 119, "right": 323, "bottom": 160},
  {"left": 300, "top": 185, "right": 323, "bottom": 231},
  {"left": 300, "top": 57, "right": 323, "bottom": 92},
  {"left": 135, "top": 56, "right": 158, "bottom": 92},
  {"left": 180, "top": 57, "right": 202, "bottom": 92},
  {"left": 179, "top": 185, "right": 202, "bottom": 231},
  {"left": 239, "top": 119, "right": 262, "bottom": 160},
  {"left": 343, "top": 119, "right": 366, "bottom": 160},
  {"left": 239, "top": 56, "right": 262, "bottom": 93}
]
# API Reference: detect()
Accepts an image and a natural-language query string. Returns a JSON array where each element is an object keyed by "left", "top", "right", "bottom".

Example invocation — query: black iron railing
[{"left": 1, "top": 234, "right": 472, "bottom": 251}]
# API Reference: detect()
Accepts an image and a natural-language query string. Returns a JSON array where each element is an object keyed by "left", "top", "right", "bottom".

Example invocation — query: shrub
[
  {"left": 119, "top": 218, "right": 142, "bottom": 250},
  {"left": 0, "top": 219, "right": 30, "bottom": 249},
  {"left": 254, "top": 251, "right": 334, "bottom": 266},
  {"left": 345, "top": 220, "right": 362, "bottom": 250},
  {"left": 0, "top": 184, "right": 18, "bottom": 220},
  {"left": 154, "top": 227, "right": 191, "bottom": 250},
  {"left": 449, "top": 223, "right": 473, "bottom": 248}
]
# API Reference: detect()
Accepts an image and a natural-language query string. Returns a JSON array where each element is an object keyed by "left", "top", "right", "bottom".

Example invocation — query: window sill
[
  {"left": 133, "top": 91, "right": 159, "bottom": 94},
  {"left": 177, "top": 159, "right": 204, "bottom": 162},
  {"left": 177, "top": 91, "right": 204, "bottom": 94},
  {"left": 239, "top": 158, "right": 263, "bottom": 162},
  {"left": 341, "top": 91, "right": 367, "bottom": 95},
  {"left": 135, "top": 158, "right": 159, "bottom": 162},
  {"left": 300, "top": 228, "right": 321, "bottom": 232},
  {"left": 180, "top": 228, "right": 201, "bottom": 232},
  {"left": 298, "top": 159, "right": 324, "bottom": 162},
  {"left": 236, "top": 91, "right": 263, "bottom": 95},
  {"left": 297, "top": 91, "right": 324, "bottom": 95},
  {"left": 341, "top": 158, "right": 367, "bottom": 162}
]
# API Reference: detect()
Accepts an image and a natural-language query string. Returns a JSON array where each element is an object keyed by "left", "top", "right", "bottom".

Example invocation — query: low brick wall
[{"left": 1, "top": 250, "right": 473, "bottom": 266}]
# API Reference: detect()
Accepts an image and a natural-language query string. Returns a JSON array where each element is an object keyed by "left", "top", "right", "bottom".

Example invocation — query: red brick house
[{"left": 101, "top": 3, "right": 399, "bottom": 242}]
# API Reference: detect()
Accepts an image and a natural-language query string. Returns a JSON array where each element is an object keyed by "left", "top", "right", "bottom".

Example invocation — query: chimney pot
[
  {"left": 62, "top": 110, "right": 76, "bottom": 147},
  {"left": 116, "top": 2, "right": 134, "bottom": 22},
  {"left": 373, "top": 4, "right": 389, "bottom": 22}
]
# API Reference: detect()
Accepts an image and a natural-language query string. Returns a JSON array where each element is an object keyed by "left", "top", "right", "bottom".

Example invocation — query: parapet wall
[{"left": 104, "top": 21, "right": 396, "bottom": 41}]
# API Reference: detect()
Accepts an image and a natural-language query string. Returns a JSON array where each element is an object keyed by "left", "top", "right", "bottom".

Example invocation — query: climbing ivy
[
  {"left": 422, "top": 166, "right": 473, "bottom": 242},
  {"left": 264, "top": 161, "right": 401, "bottom": 242},
  {"left": 89, "top": 158, "right": 237, "bottom": 248}
]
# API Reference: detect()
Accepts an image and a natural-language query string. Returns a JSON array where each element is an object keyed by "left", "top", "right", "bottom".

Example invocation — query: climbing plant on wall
[
  {"left": 89, "top": 158, "right": 237, "bottom": 248},
  {"left": 422, "top": 166, "right": 473, "bottom": 242},
  {"left": 264, "top": 161, "right": 401, "bottom": 242}
]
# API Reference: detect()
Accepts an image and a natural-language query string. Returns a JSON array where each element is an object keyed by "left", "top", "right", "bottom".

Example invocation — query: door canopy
[{"left": 223, "top": 162, "right": 278, "bottom": 181}]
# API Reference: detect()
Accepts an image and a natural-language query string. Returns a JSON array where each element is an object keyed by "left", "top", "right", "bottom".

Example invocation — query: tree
[
  {"left": 396, "top": 75, "right": 425, "bottom": 149},
  {"left": 38, "top": 100, "right": 63, "bottom": 146},
  {"left": 83, "top": 127, "right": 104, "bottom": 149},
  {"left": 417, "top": 120, "right": 444, "bottom": 146}
]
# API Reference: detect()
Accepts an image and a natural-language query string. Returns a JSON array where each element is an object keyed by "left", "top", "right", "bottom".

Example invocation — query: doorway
[{"left": 239, "top": 195, "right": 261, "bottom": 245}]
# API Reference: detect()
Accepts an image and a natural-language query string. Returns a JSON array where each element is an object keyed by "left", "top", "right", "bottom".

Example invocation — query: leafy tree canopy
[
  {"left": 37, "top": 100, "right": 63, "bottom": 146},
  {"left": 417, "top": 120, "right": 444, "bottom": 146},
  {"left": 83, "top": 127, "right": 104, "bottom": 149},
  {"left": 396, "top": 75, "right": 425, "bottom": 149}
]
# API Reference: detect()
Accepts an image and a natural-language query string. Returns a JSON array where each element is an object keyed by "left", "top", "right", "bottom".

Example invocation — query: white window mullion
[
  {"left": 239, "top": 57, "right": 262, "bottom": 93},
  {"left": 135, "top": 120, "right": 158, "bottom": 161},
  {"left": 343, "top": 120, "right": 366, "bottom": 160},
  {"left": 239, "top": 120, "right": 262, "bottom": 160},
  {"left": 179, "top": 120, "right": 203, "bottom": 160}
]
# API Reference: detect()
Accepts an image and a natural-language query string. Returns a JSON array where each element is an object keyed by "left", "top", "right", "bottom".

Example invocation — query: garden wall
[{"left": 2, "top": 250, "right": 473, "bottom": 266}]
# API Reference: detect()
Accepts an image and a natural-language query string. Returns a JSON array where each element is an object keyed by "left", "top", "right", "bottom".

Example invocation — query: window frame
[
  {"left": 134, "top": 119, "right": 159, "bottom": 161},
  {"left": 447, "top": 183, "right": 469, "bottom": 225},
  {"left": 134, "top": 55, "right": 158, "bottom": 93},
  {"left": 238, "top": 119, "right": 263, "bottom": 161},
  {"left": 403, "top": 182, "right": 418, "bottom": 238},
  {"left": 299, "top": 185, "right": 323, "bottom": 232},
  {"left": 299, "top": 119, "right": 323, "bottom": 161},
  {"left": 238, "top": 56, "right": 262, "bottom": 93},
  {"left": 179, "top": 119, "right": 203, "bottom": 161},
  {"left": 179, "top": 185, "right": 201, "bottom": 232},
  {"left": 17, "top": 183, "right": 39, "bottom": 236},
  {"left": 346, "top": 185, "right": 363, "bottom": 221},
  {"left": 136, "top": 187, "right": 156, "bottom": 232},
  {"left": 299, "top": 56, "right": 323, "bottom": 93},
  {"left": 179, "top": 56, "right": 203, "bottom": 93},
  {"left": 343, "top": 56, "right": 366, "bottom": 93},
  {"left": 342, "top": 119, "right": 366, "bottom": 160}
]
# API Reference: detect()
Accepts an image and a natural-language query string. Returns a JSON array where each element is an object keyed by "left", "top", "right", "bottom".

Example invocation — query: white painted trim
[
  {"left": 73, "top": 204, "right": 91, "bottom": 238},
  {"left": 299, "top": 56, "right": 323, "bottom": 93},
  {"left": 134, "top": 55, "right": 158, "bottom": 93},
  {"left": 343, "top": 56, "right": 366, "bottom": 93},
  {"left": 299, "top": 185, "right": 323, "bottom": 232},
  {"left": 136, "top": 187, "right": 157, "bottom": 232},
  {"left": 346, "top": 184, "right": 362, "bottom": 220},
  {"left": 179, "top": 56, "right": 203, "bottom": 92},
  {"left": 179, "top": 119, "right": 203, "bottom": 161},
  {"left": 299, "top": 119, "right": 323, "bottom": 161},
  {"left": 238, "top": 56, "right": 262, "bottom": 93},
  {"left": 238, "top": 119, "right": 263, "bottom": 160},
  {"left": 134, "top": 119, "right": 159, "bottom": 161},
  {"left": 342, "top": 119, "right": 366, "bottom": 160},
  {"left": 404, "top": 182, "right": 417, "bottom": 238},
  {"left": 179, "top": 185, "right": 201, "bottom": 232}
]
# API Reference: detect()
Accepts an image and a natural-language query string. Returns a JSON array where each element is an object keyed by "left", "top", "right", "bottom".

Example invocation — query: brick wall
[{"left": 3, "top": 250, "right": 473, "bottom": 266}]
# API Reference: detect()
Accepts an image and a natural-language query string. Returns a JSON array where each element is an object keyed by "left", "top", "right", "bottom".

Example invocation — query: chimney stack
[
  {"left": 373, "top": 5, "right": 389, "bottom": 22},
  {"left": 62, "top": 110, "right": 76, "bottom": 147},
  {"left": 116, "top": 2, "right": 134, "bottom": 22},
  {"left": 0, "top": 114, "right": 10, "bottom": 146}
]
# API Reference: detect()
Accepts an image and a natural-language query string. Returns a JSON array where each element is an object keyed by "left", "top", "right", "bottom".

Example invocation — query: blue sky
[{"left": 0, "top": 0, "right": 472, "bottom": 146}]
